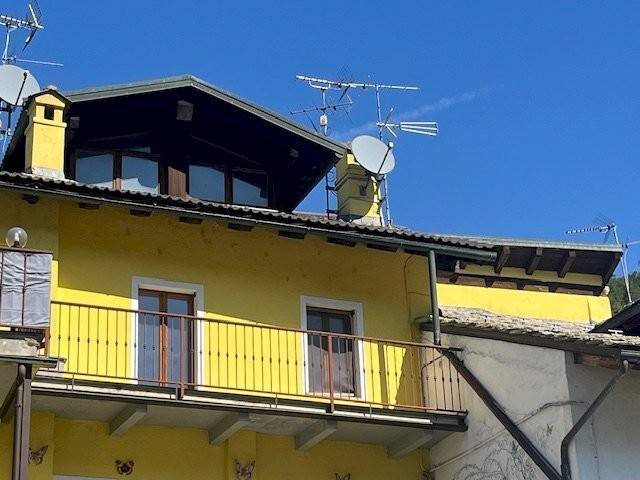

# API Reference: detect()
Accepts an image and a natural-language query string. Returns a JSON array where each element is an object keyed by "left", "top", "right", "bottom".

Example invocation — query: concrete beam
[
  {"left": 386, "top": 431, "right": 432, "bottom": 459},
  {"left": 109, "top": 404, "right": 148, "bottom": 437},
  {"left": 295, "top": 420, "right": 338, "bottom": 451},
  {"left": 208, "top": 413, "right": 250, "bottom": 445}
]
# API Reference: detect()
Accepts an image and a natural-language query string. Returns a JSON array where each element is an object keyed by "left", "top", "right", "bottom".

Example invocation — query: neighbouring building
[{"left": 0, "top": 76, "right": 636, "bottom": 480}]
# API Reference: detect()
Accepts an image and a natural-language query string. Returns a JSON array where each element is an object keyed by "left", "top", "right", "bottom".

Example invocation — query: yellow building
[{"left": 0, "top": 77, "right": 622, "bottom": 480}]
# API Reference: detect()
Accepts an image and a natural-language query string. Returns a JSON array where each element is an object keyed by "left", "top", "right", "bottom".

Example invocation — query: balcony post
[
  {"left": 179, "top": 316, "right": 185, "bottom": 399},
  {"left": 12, "top": 363, "right": 32, "bottom": 480},
  {"left": 327, "top": 334, "right": 335, "bottom": 412}
]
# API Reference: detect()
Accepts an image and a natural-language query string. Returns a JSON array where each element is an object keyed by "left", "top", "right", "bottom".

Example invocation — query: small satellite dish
[
  {"left": 0, "top": 64, "right": 40, "bottom": 106},
  {"left": 351, "top": 135, "right": 396, "bottom": 175}
]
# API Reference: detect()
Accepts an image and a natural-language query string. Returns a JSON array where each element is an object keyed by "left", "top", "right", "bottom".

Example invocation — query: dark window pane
[
  {"left": 232, "top": 170, "right": 268, "bottom": 207},
  {"left": 75, "top": 152, "right": 114, "bottom": 187},
  {"left": 189, "top": 164, "right": 225, "bottom": 202},
  {"left": 122, "top": 156, "right": 159, "bottom": 193},
  {"left": 138, "top": 293, "right": 161, "bottom": 383}
]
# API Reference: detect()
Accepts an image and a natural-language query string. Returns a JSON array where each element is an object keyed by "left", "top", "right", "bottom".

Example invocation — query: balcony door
[
  {"left": 137, "top": 289, "right": 194, "bottom": 386},
  {"left": 306, "top": 307, "right": 358, "bottom": 397}
]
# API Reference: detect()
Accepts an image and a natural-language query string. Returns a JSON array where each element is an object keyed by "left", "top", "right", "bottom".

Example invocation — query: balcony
[{"left": 39, "top": 301, "right": 464, "bottom": 417}]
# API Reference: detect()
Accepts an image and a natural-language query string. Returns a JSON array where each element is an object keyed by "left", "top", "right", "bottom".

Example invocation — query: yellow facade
[
  {"left": 438, "top": 283, "right": 611, "bottom": 323},
  {"left": 0, "top": 184, "right": 614, "bottom": 479},
  {"left": 0, "top": 415, "right": 422, "bottom": 480}
]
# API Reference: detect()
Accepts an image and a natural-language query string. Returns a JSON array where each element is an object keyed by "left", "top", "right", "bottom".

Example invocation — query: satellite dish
[
  {"left": 0, "top": 64, "right": 40, "bottom": 106},
  {"left": 351, "top": 135, "right": 396, "bottom": 175}
]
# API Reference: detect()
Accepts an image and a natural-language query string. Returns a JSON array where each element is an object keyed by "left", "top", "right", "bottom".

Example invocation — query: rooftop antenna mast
[
  {"left": 294, "top": 74, "right": 439, "bottom": 225},
  {"left": 292, "top": 75, "right": 354, "bottom": 136},
  {"left": 566, "top": 222, "right": 633, "bottom": 304},
  {"left": 0, "top": 1, "right": 62, "bottom": 154}
]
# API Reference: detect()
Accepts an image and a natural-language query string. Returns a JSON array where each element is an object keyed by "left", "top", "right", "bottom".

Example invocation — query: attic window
[
  {"left": 75, "top": 151, "right": 114, "bottom": 188},
  {"left": 232, "top": 169, "right": 268, "bottom": 207}
]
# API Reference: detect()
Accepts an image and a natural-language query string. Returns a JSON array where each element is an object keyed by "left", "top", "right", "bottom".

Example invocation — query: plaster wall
[
  {"left": 428, "top": 333, "right": 573, "bottom": 480},
  {"left": 565, "top": 359, "right": 640, "bottom": 480},
  {"left": 0, "top": 415, "right": 423, "bottom": 480}
]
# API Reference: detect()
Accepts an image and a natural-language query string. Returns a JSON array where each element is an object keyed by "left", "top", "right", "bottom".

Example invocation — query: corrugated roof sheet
[{"left": 0, "top": 171, "right": 495, "bottom": 251}]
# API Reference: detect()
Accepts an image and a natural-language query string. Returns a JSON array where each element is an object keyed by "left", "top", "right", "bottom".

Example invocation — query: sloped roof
[
  {"left": 64, "top": 74, "right": 346, "bottom": 154},
  {"left": 0, "top": 171, "right": 496, "bottom": 262},
  {"left": 435, "top": 306, "right": 640, "bottom": 356},
  {"left": 591, "top": 299, "right": 640, "bottom": 335}
]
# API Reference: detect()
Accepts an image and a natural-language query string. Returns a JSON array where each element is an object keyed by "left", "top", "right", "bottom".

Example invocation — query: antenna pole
[{"left": 612, "top": 226, "right": 633, "bottom": 304}]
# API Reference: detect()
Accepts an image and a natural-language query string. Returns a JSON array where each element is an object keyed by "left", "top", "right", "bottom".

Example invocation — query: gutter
[{"left": 0, "top": 180, "right": 497, "bottom": 263}]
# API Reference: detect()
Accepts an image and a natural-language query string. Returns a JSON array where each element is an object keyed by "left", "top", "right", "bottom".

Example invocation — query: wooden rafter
[
  {"left": 494, "top": 246, "right": 510, "bottom": 274},
  {"left": 559, "top": 250, "right": 576, "bottom": 278},
  {"left": 526, "top": 248, "right": 543, "bottom": 275}
]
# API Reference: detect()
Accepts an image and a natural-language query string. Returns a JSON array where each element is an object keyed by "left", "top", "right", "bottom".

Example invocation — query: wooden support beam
[
  {"left": 294, "top": 420, "right": 337, "bottom": 451},
  {"left": 386, "top": 431, "right": 432, "bottom": 459},
  {"left": 279, "top": 230, "right": 306, "bottom": 240},
  {"left": 78, "top": 202, "right": 100, "bottom": 210},
  {"left": 602, "top": 252, "right": 622, "bottom": 284},
  {"left": 130, "top": 209, "right": 152, "bottom": 217},
  {"left": 526, "top": 248, "right": 543, "bottom": 275},
  {"left": 179, "top": 216, "right": 203, "bottom": 225},
  {"left": 109, "top": 404, "right": 148, "bottom": 437},
  {"left": 559, "top": 250, "right": 576, "bottom": 278},
  {"left": 208, "top": 413, "right": 250, "bottom": 445},
  {"left": 22, "top": 194, "right": 39, "bottom": 204},
  {"left": 228, "top": 223, "right": 253, "bottom": 232},
  {"left": 494, "top": 246, "right": 510, "bottom": 274}
]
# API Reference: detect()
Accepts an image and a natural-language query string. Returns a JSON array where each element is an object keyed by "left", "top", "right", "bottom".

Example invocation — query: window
[
  {"left": 188, "top": 164, "right": 225, "bottom": 202},
  {"left": 232, "top": 169, "right": 268, "bottom": 207},
  {"left": 137, "top": 289, "right": 194, "bottom": 385},
  {"left": 75, "top": 151, "right": 114, "bottom": 188},
  {"left": 121, "top": 156, "right": 159, "bottom": 193},
  {"left": 306, "top": 307, "right": 357, "bottom": 396}
]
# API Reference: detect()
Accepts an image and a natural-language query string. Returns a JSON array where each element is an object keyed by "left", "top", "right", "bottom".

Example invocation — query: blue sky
[{"left": 7, "top": 1, "right": 640, "bottom": 270}]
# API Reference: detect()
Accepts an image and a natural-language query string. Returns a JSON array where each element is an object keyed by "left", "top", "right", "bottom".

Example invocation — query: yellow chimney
[
  {"left": 335, "top": 153, "right": 383, "bottom": 225},
  {"left": 24, "top": 89, "right": 68, "bottom": 179}
]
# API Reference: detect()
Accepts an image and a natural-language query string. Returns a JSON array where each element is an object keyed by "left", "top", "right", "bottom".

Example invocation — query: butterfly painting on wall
[{"left": 28, "top": 446, "right": 48, "bottom": 465}]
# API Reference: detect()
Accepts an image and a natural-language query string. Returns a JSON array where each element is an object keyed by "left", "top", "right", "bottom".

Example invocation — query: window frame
[
  {"left": 71, "top": 147, "right": 163, "bottom": 193},
  {"left": 299, "top": 296, "right": 365, "bottom": 399},
  {"left": 131, "top": 276, "right": 205, "bottom": 388},
  {"left": 137, "top": 288, "right": 195, "bottom": 385},
  {"left": 186, "top": 162, "right": 230, "bottom": 203},
  {"left": 230, "top": 166, "right": 270, "bottom": 208}
]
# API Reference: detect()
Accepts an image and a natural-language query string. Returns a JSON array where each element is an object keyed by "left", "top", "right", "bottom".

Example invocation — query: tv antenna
[
  {"left": 566, "top": 222, "right": 634, "bottom": 304},
  {"left": 0, "top": 1, "right": 61, "bottom": 153},
  {"left": 292, "top": 74, "right": 355, "bottom": 136}
]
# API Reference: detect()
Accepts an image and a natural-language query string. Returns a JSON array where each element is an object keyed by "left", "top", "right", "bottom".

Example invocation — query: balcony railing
[{"left": 40, "top": 301, "right": 463, "bottom": 414}]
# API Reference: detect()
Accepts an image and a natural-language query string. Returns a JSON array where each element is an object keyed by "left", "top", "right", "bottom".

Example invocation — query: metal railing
[{"left": 42, "top": 301, "right": 464, "bottom": 413}]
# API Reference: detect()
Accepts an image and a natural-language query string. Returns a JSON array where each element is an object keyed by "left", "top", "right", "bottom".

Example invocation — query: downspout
[
  {"left": 560, "top": 359, "right": 629, "bottom": 480},
  {"left": 427, "top": 250, "right": 441, "bottom": 345}
]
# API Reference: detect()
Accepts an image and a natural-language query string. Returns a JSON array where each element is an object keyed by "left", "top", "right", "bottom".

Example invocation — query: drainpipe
[
  {"left": 12, "top": 363, "right": 32, "bottom": 480},
  {"left": 560, "top": 359, "right": 629, "bottom": 480},
  {"left": 427, "top": 250, "right": 441, "bottom": 345}
]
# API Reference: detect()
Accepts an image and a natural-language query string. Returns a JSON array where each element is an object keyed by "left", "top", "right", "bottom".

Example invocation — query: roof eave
[{"left": 64, "top": 75, "right": 347, "bottom": 156}]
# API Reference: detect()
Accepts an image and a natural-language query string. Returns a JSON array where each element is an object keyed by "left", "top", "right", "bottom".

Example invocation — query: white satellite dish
[
  {"left": 351, "top": 135, "right": 396, "bottom": 175},
  {"left": 0, "top": 64, "right": 40, "bottom": 106}
]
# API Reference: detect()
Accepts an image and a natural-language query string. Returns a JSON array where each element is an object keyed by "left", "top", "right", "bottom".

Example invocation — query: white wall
[
  {"left": 565, "top": 358, "right": 640, "bottom": 480},
  {"left": 427, "top": 332, "right": 639, "bottom": 480},
  {"left": 428, "top": 333, "right": 574, "bottom": 480}
]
